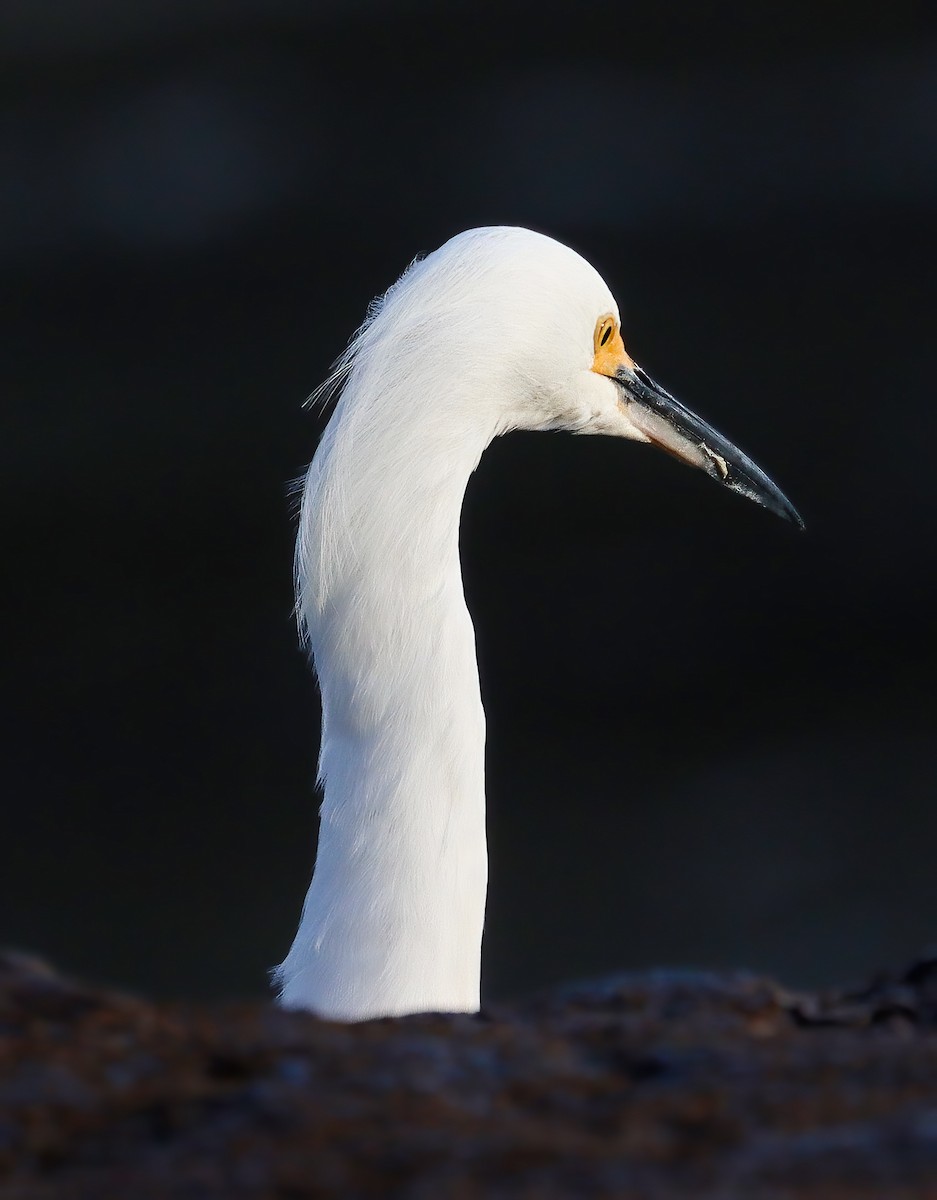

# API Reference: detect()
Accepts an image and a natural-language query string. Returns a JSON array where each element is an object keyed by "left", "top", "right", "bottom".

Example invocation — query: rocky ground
[{"left": 2, "top": 952, "right": 937, "bottom": 1198}]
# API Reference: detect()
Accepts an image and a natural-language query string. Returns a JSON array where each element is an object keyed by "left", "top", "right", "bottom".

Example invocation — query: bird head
[
  {"left": 341, "top": 227, "right": 802, "bottom": 527},
  {"left": 471, "top": 227, "right": 802, "bottom": 526}
]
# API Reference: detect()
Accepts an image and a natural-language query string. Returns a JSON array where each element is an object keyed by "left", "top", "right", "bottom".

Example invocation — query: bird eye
[{"left": 592, "top": 314, "right": 621, "bottom": 365}]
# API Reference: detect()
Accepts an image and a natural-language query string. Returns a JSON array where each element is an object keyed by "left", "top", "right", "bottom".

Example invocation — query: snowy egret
[{"left": 275, "top": 226, "right": 801, "bottom": 1021}]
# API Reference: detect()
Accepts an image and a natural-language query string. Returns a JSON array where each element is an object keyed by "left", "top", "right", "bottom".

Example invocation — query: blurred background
[{"left": 3, "top": 1, "right": 937, "bottom": 1003}]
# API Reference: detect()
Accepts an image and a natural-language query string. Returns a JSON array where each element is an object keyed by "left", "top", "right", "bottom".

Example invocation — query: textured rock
[{"left": 2, "top": 952, "right": 937, "bottom": 1198}]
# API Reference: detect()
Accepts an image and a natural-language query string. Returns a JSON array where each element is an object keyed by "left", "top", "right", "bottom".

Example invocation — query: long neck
[{"left": 275, "top": 378, "right": 496, "bottom": 1020}]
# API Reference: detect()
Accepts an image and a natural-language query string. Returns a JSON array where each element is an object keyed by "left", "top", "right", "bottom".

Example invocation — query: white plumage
[{"left": 274, "top": 227, "right": 800, "bottom": 1021}]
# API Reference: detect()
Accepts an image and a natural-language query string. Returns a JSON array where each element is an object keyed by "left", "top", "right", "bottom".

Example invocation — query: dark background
[{"left": 4, "top": 1, "right": 936, "bottom": 1004}]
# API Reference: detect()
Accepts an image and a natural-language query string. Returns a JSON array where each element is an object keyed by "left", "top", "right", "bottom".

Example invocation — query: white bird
[{"left": 274, "top": 226, "right": 801, "bottom": 1021}]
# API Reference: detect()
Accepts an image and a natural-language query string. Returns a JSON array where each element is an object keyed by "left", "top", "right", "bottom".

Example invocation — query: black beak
[{"left": 615, "top": 364, "right": 804, "bottom": 528}]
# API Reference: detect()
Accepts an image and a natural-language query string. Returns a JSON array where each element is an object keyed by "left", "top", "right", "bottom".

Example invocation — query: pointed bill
[{"left": 615, "top": 363, "right": 804, "bottom": 528}]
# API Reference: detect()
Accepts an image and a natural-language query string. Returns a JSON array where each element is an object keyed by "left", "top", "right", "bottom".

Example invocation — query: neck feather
[{"left": 275, "top": 372, "right": 496, "bottom": 1020}]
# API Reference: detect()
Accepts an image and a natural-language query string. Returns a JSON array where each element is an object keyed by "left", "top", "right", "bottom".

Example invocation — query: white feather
[{"left": 274, "top": 227, "right": 643, "bottom": 1020}]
